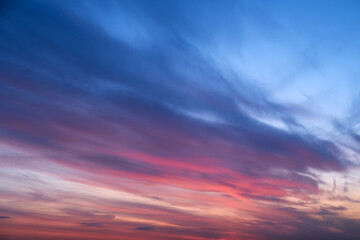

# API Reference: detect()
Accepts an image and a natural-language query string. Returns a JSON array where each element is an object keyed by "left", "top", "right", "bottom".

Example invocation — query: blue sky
[{"left": 0, "top": 1, "right": 360, "bottom": 240}]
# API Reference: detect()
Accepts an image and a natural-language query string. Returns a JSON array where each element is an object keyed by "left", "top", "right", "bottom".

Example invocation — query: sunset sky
[{"left": 1, "top": 0, "right": 360, "bottom": 239}]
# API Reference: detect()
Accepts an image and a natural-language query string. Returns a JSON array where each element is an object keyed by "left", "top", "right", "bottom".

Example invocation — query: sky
[{"left": 0, "top": 0, "right": 360, "bottom": 239}]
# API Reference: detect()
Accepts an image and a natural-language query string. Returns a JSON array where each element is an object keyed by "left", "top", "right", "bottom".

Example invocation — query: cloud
[
  {"left": 0, "top": 0, "right": 348, "bottom": 176},
  {"left": 80, "top": 222, "right": 102, "bottom": 227},
  {"left": 62, "top": 208, "right": 115, "bottom": 220},
  {"left": 135, "top": 226, "right": 154, "bottom": 231},
  {"left": 0, "top": 1, "right": 359, "bottom": 240}
]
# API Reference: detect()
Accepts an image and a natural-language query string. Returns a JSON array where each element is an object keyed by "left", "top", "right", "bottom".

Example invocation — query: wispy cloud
[{"left": 0, "top": 0, "right": 359, "bottom": 240}]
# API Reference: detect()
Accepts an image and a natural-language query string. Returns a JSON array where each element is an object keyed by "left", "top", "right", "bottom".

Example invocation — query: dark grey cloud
[
  {"left": 263, "top": 207, "right": 360, "bottom": 240},
  {"left": 135, "top": 226, "right": 154, "bottom": 231}
]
